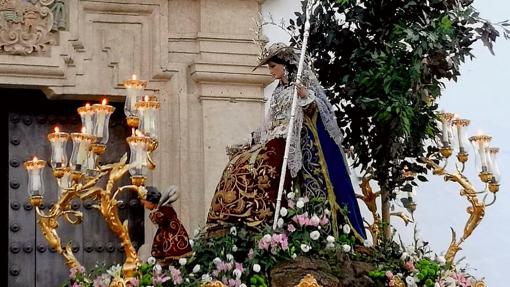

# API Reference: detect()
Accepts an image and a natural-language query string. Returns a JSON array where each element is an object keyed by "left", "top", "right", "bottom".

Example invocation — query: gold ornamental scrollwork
[
  {"left": 295, "top": 274, "right": 322, "bottom": 287},
  {"left": 0, "top": 0, "right": 58, "bottom": 55}
]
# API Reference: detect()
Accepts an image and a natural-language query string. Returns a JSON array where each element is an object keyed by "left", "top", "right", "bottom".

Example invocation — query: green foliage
[{"left": 290, "top": 0, "right": 508, "bottom": 196}]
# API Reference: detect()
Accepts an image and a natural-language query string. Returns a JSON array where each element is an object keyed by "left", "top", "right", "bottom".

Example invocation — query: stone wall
[{"left": 0, "top": 0, "right": 272, "bottom": 255}]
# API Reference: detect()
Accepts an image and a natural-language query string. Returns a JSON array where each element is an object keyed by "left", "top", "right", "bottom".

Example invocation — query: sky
[{"left": 262, "top": 1, "right": 510, "bottom": 286}]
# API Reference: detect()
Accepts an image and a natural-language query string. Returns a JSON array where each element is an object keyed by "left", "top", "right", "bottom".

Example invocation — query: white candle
[
  {"left": 457, "top": 125, "right": 464, "bottom": 151},
  {"left": 31, "top": 169, "right": 41, "bottom": 191},
  {"left": 442, "top": 121, "right": 449, "bottom": 144},
  {"left": 95, "top": 111, "right": 105, "bottom": 137},
  {"left": 76, "top": 141, "right": 88, "bottom": 167},
  {"left": 478, "top": 142, "right": 487, "bottom": 171},
  {"left": 54, "top": 141, "right": 64, "bottom": 164},
  {"left": 85, "top": 113, "right": 93, "bottom": 134},
  {"left": 485, "top": 147, "right": 493, "bottom": 173}
]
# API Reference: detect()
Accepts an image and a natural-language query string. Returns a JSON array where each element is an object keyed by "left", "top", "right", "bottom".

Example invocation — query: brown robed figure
[{"left": 142, "top": 186, "right": 192, "bottom": 266}]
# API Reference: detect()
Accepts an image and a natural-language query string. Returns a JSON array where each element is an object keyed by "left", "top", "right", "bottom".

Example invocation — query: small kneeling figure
[{"left": 142, "top": 186, "right": 192, "bottom": 266}]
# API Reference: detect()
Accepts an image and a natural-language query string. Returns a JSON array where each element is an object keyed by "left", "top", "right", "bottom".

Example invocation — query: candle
[
  {"left": 442, "top": 120, "right": 448, "bottom": 144},
  {"left": 76, "top": 127, "right": 89, "bottom": 167},
  {"left": 53, "top": 127, "right": 64, "bottom": 164},
  {"left": 95, "top": 99, "right": 107, "bottom": 137},
  {"left": 478, "top": 142, "right": 487, "bottom": 170},
  {"left": 77, "top": 103, "right": 95, "bottom": 134},
  {"left": 31, "top": 158, "right": 41, "bottom": 191}
]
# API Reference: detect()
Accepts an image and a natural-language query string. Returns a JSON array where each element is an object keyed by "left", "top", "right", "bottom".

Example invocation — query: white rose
[
  {"left": 326, "top": 242, "right": 335, "bottom": 249},
  {"left": 230, "top": 226, "right": 237, "bottom": 236},
  {"left": 240, "top": 284, "right": 247, "bottom": 287},
  {"left": 300, "top": 244, "right": 311, "bottom": 253},
  {"left": 233, "top": 269, "right": 242, "bottom": 279},
  {"left": 179, "top": 258, "right": 187, "bottom": 266},
  {"left": 189, "top": 239, "right": 194, "bottom": 248},
  {"left": 296, "top": 199, "right": 305, "bottom": 208},
  {"left": 232, "top": 245, "right": 238, "bottom": 252},
  {"left": 262, "top": 234, "right": 272, "bottom": 241},
  {"left": 342, "top": 244, "right": 351, "bottom": 253},
  {"left": 363, "top": 240, "right": 373, "bottom": 248},
  {"left": 342, "top": 224, "right": 351, "bottom": 234},
  {"left": 226, "top": 254, "right": 234, "bottom": 262},
  {"left": 291, "top": 253, "right": 297, "bottom": 259},
  {"left": 310, "top": 214, "right": 321, "bottom": 226},
  {"left": 437, "top": 256, "right": 446, "bottom": 265},
  {"left": 405, "top": 276, "right": 416, "bottom": 285},
  {"left": 201, "top": 274, "right": 212, "bottom": 283},
  {"left": 280, "top": 207, "right": 288, "bottom": 217},
  {"left": 147, "top": 257, "right": 156, "bottom": 265},
  {"left": 253, "top": 264, "right": 261, "bottom": 273},
  {"left": 326, "top": 235, "right": 335, "bottom": 243},
  {"left": 277, "top": 218, "right": 284, "bottom": 228},
  {"left": 287, "top": 192, "right": 295, "bottom": 200},
  {"left": 192, "top": 264, "right": 201, "bottom": 273},
  {"left": 310, "top": 230, "right": 320, "bottom": 240},
  {"left": 153, "top": 264, "right": 162, "bottom": 273},
  {"left": 401, "top": 252, "right": 409, "bottom": 261},
  {"left": 213, "top": 257, "right": 222, "bottom": 265}
]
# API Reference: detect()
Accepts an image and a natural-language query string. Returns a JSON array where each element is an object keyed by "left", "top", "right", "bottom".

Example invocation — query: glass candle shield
[
  {"left": 488, "top": 147, "right": 501, "bottom": 182},
  {"left": 24, "top": 158, "right": 46, "bottom": 197},
  {"left": 92, "top": 103, "right": 115, "bottom": 145},
  {"left": 127, "top": 134, "right": 151, "bottom": 177},
  {"left": 452, "top": 119, "right": 470, "bottom": 153},
  {"left": 77, "top": 104, "right": 95, "bottom": 134},
  {"left": 123, "top": 76, "right": 147, "bottom": 118},
  {"left": 70, "top": 133, "right": 96, "bottom": 173},
  {"left": 48, "top": 130, "right": 69, "bottom": 169},
  {"left": 437, "top": 112, "right": 454, "bottom": 147},
  {"left": 469, "top": 135, "right": 492, "bottom": 172},
  {"left": 135, "top": 99, "right": 160, "bottom": 140}
]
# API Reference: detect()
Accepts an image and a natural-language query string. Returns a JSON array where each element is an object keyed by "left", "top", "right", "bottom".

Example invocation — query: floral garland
[{"left": 63, "top": 192, "right": 485, "bottom": 287}]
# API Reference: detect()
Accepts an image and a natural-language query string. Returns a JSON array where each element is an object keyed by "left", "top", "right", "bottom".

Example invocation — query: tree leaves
[{"left": 289, "top": 0, "right": 505, "bottom": 196}]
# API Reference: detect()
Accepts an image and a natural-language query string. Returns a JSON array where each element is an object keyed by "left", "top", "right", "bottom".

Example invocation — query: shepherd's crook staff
[{"left": 273, "top": 0, "right": 316, "bottom": 230}]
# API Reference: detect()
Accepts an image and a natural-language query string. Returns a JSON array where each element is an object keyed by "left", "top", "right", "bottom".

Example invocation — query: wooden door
[{"left": 7, "top": 89, "right": 144, "bottom": 287}]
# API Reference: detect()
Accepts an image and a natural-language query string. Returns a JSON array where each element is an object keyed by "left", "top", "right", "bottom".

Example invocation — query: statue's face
[{"left": 267, "top": 61, "right": 285, "bottom": 80}]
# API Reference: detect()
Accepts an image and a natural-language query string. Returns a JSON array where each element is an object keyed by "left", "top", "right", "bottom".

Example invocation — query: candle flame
[
  {"left": 131, "top": 74, "right": 137, "bottom": 80},
  {"left": 81, "top": 127, "right": 86, "bottom": 133},
  {"left": 101, "top": 98, "right": 107, "bottom": 105},
  {"left": 54, "top": 126, "right": 60, "bottom": 133},
  {"left": 32, "top": 156, "right": 38, "bottom": 162},
  {"left": 85, "top": 103, "right": 91, "bottom": 108},
  {"left": 144, "top": 95, "right": 149, "bottom": 102},
  {"left": 135, "top": 130, "right": 143, "bottom": 137},
  {"left": 476, "top": 129, "right": 484, "bottom": 136},
  {"left": 453, "top": 114, "right": 460, "bottom": 120}
]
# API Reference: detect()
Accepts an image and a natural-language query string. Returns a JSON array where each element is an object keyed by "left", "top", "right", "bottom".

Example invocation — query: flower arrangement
[{"left": 62, "top": 191, "right": 485, "bottom": 287}]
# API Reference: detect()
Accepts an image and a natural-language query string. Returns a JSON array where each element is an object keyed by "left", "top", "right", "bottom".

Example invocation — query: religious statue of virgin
[{"left": 206, "top": 43, "right": 366, "bottom": 240}]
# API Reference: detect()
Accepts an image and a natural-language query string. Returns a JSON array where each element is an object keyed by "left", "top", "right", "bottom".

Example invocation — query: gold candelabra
[
  {"left": 355, "top": 111, "right": 501, "bottom": 262},
  {"left": 421, "top": 112, "right": 501, "bottom": 263},
  {"left": 23, "top": 75, "right": 160, "bottom": 281}
]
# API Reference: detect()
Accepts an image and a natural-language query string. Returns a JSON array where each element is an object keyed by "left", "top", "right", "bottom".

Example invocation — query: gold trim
[
  {"left": 468, "top": 135, "right": 492, "bottom": 143},
  {"left": 24, "top": 159, "right": 46, "bottom": 170},
  {"left": 92, "top": 103, "right": 115, "bottom": 114},
  {"left": 135, "top": 100, "right": 160, "bottom": 110},
  {"left": 48, "top": 132, "right": 70, "bottom": 142},
  {"left": 70, "top": 132, "right": 96, "bottom": 143},
  {"left": 303, "top": 112, "right": 365, "bottom": 242},
  {"left": 123, "top": 79, "right": 148, "bottom": 89},
  {"left": 126, "top": 116, "right": 139, "bottom": 128},
  {"left": 452, "top": 119, "right": 470, "bottom": 127},
  {"left": 295, "top": 274, "right": 321, "bottom": 287}
]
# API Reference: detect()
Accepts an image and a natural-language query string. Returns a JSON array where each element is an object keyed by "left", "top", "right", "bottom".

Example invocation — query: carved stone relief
[{"left": 0, "top": 0, "right": 64, "bottom": 55}]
